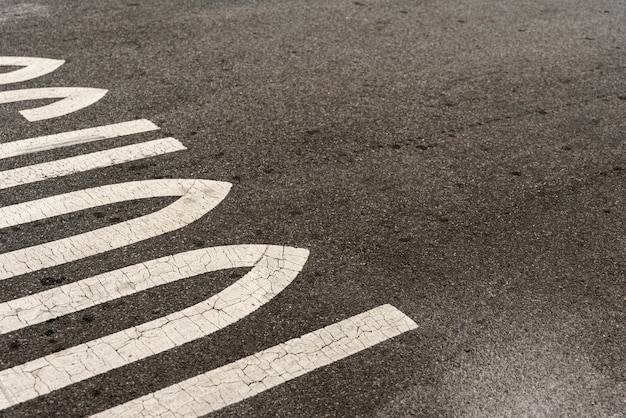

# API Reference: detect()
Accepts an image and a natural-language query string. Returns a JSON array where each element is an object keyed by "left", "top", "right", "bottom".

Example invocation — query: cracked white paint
[
  {"left": 0, "top": 119, "right": 160, "bottom": 159},
  {"left": 0, "top": 87, "right": 107, "bottom": 121},
  {"left": 0, "top": 244, "right": 299, "bottom": 334},
  {"left": 0, "top": 179, "right": 231, "bottom": 280},
  {"left": 0, "top": 56, "right": 421, "bottom": 415},
  {"left": 0, "top": 179, "right": 204, "bottom": 229},
  {"left": 0, "top": 137, "right": 186, "bottom": 190},
  {"left": 0, "top": 245, "right": 310, "bottom": 409},
  {"left": 0, "top": 57, "right": 64, "bottom": 85},
  {"left": 92, "top": 304, "right": 417, "bottom": 417}
]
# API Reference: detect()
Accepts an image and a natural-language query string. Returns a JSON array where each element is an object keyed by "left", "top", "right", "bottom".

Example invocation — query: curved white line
[
  {"left": 0, "top": 179, "right": 232, "bottom": 281},
  {"left": 0, "top": 137, "right": 186, "bottom": 191},
  {"left": 0, "top": 178, "right": 197, "bottom": 229},
  {"left": 0, "top": 87, "right": 107, "bottom": 121},
  {"left": 0, "top": 245, "right": 310, "bottom": 410},
  {"left": 0, "top": 57, "right": 64, "bottom": 85},
  {"left": 0, "top": 244, "right": 269, "bottom": 333}
]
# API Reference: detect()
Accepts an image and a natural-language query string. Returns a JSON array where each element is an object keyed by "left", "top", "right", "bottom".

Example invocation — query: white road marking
[
  {"left": 92, "top": 305, "right": 417, "bottom": 418},
  {"left": 0, "top": 87, "right": 107, "bottom": 121},
  {"left": 0, "top": 179, "right": 231, "bottom": 281},
  {"left": 0, "top": 137, "right": 186, "bottom": 190},
  {"left": 0, "top": 57, "right": 64, "bottom": 85},
  {"left": 0, "top": 119, "right": 160, "bottom": 159},
  {"left": 0, "top": 245, "right": 310, "bottom": 410},
  {"left": 0, "top": 55, "right": 421, "bottom": 416},
  {"left": 0, "top": 178, "right": 201, "bottom": 229},
  {"left": 0, "top": 244, "right": 295, "bottom": 334}
]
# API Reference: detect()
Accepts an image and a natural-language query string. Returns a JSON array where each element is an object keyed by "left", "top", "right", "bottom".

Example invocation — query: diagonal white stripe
[
  {"left": 0, "top": 119, "right": 159, "bottom": 159},
  {"left": 91, "top": 305, "right": 417, "bottom": 418},
  {"left": 0, "top": 137, "right": 185, "bottom": 190}
]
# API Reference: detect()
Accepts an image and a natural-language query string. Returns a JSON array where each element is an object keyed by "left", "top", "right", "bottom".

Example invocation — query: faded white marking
[
  {"left": 0, "top": 57, "right": 64, "bottom": 85},
  {"left": 0, "top": 87, "right": 107, "bottom": 121},
  {"left": 0, "top": 137, "right": 185, "bottom": 190},
  {"left": 0, "top": 179, "right": 231, "bottom": 281},
  {"left": 0, "top": 244, "right": 289, "bottom": 334},
  {"left": 0, "top": 4, "right": 50, "bottom": 25},
  {"left": 0, "top": 245, "right": 310, "bottom": 409},
  {"left": 92, "top": 304, "right": 417, "bottom": 417},
  {"left": 0, "top": 119, "right": 160, "bottom": 159}
]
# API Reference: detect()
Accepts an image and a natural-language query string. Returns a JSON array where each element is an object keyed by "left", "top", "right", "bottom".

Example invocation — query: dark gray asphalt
[{"left": 0, "top": 0, "right": 624, "bottom": 416}]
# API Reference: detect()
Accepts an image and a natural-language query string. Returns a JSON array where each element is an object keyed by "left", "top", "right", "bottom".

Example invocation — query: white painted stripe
[
  {"left": 0, "top": 179, "right": 231, "bottom": 281},
  {"left": 0, "top": 137, "right": 185, "bottom": 190},
  {"left": 0, "top": 57, "right": 65, "bottom": 85},
  {"left": 0, "top": 87, "right": 107, "bottom": 121},
  {"left": 0, "top": 119, "right": 160, "bottom": 159},
  {"left": 0, "top": 245, "right": 310, "bottom": 409},
  {"left": 0, "top": 244, "right": 292, "bottom": 334},
  {"left": 92, "top": 305, "right": 417, "bottom": 418}
]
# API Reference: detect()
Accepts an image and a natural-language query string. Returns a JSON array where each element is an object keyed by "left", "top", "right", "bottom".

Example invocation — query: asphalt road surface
[{"left": 0, "top": 0, "right": 624, "bottom": 416}]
